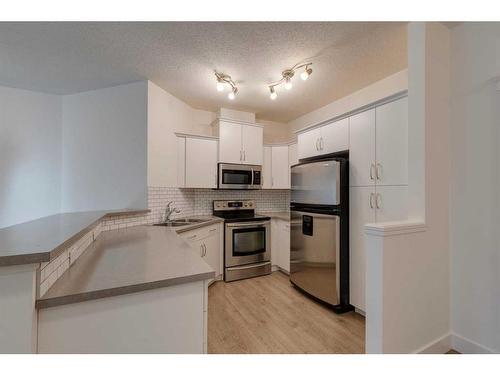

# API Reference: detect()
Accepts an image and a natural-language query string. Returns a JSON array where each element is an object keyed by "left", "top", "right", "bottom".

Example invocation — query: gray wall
[
  {"left": 0, "top": 86, "right": 62, "bottom": 228},
  {"left": 450, "top": 23, "right": 500, "bottom": 352},
  {"left": 61, "top": 81, "right": 148, "bottom": 212}
]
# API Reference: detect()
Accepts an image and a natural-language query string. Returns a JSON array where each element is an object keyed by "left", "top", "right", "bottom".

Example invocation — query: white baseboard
[
  {"left": 415, "top": 333, "right": 451, "bottom": 354},
  {"left": 415, "top": 332, "right": 497, "bottom": 354},
  {"left": 451, "top": 332, "right": 496, "bottom": 354}
]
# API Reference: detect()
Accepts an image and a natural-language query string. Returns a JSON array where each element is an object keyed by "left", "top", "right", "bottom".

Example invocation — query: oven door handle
[
  {"left": 229, "top": 261, "right": 271, "bottom": 271},
  {"left": 226, "top": 221, "right": 269, "bottom": 228}
]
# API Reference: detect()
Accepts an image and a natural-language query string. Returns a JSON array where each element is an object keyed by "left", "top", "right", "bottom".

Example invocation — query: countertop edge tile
[
  {"left": 36, "top": 270, "right": 215, "bottom": 310},
  {"left": 0, "top": 208, "right": 150, "bottom": 267}
]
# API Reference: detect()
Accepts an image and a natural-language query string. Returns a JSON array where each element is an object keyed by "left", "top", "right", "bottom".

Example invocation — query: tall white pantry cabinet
[{"left": 348, "top": 96, "right": 408, "bottom": 311}]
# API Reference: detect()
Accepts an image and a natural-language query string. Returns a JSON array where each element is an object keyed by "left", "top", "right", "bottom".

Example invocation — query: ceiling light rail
[
  {"left": 268, "top": 62, "right": 313, "bottom": 100},
  {"left": 215, "top": 71, "right": 238, "bottom": 100}
]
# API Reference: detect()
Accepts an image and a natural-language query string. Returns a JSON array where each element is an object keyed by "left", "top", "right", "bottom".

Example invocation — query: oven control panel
[{"left": 213, "top": 200, "right": 255, "bottom": 211}]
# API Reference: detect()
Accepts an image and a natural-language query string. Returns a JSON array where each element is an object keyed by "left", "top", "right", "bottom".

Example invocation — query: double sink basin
[{"left": 153, "top": 218, "right": 210, "bottom": 227}]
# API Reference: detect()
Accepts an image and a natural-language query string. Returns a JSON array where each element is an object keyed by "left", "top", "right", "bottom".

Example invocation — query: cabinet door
[
  {"left": 241, "top": 125, "right": 263, "bottom": 165},
  {"left": 279, "top": 221, "right": 290, "bottom": 273},
  {"left": 375, "top": 97, "right": 408, "bottom": 186},
  {"left": 374, "top": 185, "right": 408, "bottom": 223},
  {"left": 271, "top": 219, "right": 279, "bottom": 267},
  {"left": 271, "top": 146, "right": 289, "bottom": 189},
  {"left": 349, "top": 186, "right": 376, "bottom": 311},
  {"left": 218, "top": 121, "right": 242, "bottom": 164},
  {"left": 185, "top": 138, "right": 218, "bottom": 188},
  {"left": 262, "top": 146, "right": 273, "bottom": 189},
  {"left": 349, "top": 109, "right": 376, "bottom": 187},
  {"left": 320, "top": 118, "right": 349, "bottom": 154},
  {"left": 176, "top": 136, "right": 186, "bottom": 187},
  {"left": 202, "top": 230, "right": 221, "bottom": 280},
  {"left": 288, "top": 143, "right": 298, "bottom": 167},
  {"left": 288, "top": 143, "right": 298, "bottom": 187},
  {"left": 297, "top": 128, "right": 321, "bottom": 160}
]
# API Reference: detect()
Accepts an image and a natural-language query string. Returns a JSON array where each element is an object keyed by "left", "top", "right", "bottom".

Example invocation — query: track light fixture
[
  {"left": 268, "top": 62, "right": 313, "bottom": 100},
  {"left": 214, "top": 71, "right": 238, "bottom": 100}
]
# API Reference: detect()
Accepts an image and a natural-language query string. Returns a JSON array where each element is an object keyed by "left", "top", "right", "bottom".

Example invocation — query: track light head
[
  {"left": 228, "top": 87, "right": 237, "bottom": 100},
  {"left": 300, "top": 66, "right": 313, "bottom": 81},
  {"left": 216, "top": 79, "right": 225, "bottom": 92},
  {"left": 269, "top": 86, "right": 277, "bottom": 100},
  {"left": 284, "top": 76, "right": 292, "bottom": 90}
]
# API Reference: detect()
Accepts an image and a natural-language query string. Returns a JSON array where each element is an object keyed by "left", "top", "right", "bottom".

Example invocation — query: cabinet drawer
[{"left": 179, "top": 223, "right": 220, "bottom": 243}]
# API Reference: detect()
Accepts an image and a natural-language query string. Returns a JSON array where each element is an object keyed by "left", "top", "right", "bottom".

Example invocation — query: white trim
[
  {"left": 414, "top": 333, "right": 452, "bottom": 354},
  {"left": 294, "top": 90, "right": 408, "bottom": 135},
  {"left": 264, "top": 141, "right": 297, "bottom": 147},
  {"left": 365, "top": 221, "right": 427, "bottom": 237},
  {"left": 210, "top": 117, "right": 263, "bottom": 128},
  {"left": 451, "top": 332, "right": 496, "bottom": 354},
  {"left": 174, "top": 132, "right": 219, "bottom": 141}
]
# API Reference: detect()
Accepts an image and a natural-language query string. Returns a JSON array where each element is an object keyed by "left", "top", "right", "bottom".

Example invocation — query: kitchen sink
[{"left": 153, "top": 218, "right": 210, "bottom": 227}]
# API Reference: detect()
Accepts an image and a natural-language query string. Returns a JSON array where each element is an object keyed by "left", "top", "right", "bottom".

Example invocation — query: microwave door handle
[{"left": 251, "top": 168, "right": 254, "bottom": 185}]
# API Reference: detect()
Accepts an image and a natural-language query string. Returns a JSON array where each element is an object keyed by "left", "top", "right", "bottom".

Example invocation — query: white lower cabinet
[
  {"left": 271, "top": 218, "right": 290, "bottom": 273},
  {"left": 180, "top": 223, "right": 222, "bottom": 282},
  {"left": 349, "top": 185, "right": 408, "bottom": 311}
]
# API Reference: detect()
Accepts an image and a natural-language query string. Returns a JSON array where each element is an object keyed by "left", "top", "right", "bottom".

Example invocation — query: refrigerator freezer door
[
  {"left": 290, "top": 210, "right": 340, "bottom": 306},
  {"left": 291, "top": 160, "right": 341, "bottom": 206}
]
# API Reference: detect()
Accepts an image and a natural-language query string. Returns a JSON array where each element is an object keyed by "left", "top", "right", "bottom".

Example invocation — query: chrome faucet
[{"left": 164, "top": 201, "right": 181, "bottom": 222}]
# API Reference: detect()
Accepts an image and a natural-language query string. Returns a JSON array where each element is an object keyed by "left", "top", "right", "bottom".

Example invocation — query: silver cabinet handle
[
  {"left": 200, "top": 244, "right": 204, "bottom": 257},
  {"left": 375, "top": 163, "right": 381, "bottom": 180},
  {"left": 203, "top": 243, "right": 207, "bottom": 257},
  {"left": 369, "top": 193, "right": 375, "bottom": 209},
  {"left": 209, "top": 228, "right": 217, "bottom": 233},
  {"left": 243, "top": 150, "right": 246, "bottom": 161},
  {"left": 315, "top": 138, "right": 319, "bottom": 151},
  {"left": 375, "top": 193, "right": 381, "bottom": 209},
  {"left": 320, "top": 137, "right": 324, "bottom": 150},
  {"left": 370, "top": 164, "right": 375, "bottom": 180},
  {"left": 187, "top": 234, "right": 197, "bottom": 240}
]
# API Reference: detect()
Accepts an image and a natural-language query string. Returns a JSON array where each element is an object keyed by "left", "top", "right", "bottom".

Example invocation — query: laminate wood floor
[{"left": 208, "top": 271, "right": 365, "bottom": 354}]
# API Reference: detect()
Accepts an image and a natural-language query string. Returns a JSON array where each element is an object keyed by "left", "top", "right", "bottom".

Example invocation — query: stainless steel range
[{"left": 213, "top": 200, "right": 271, "bottom": 282}]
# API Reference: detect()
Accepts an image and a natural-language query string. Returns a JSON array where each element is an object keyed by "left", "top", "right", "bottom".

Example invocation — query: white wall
[
  {"left": 0, "top": 86, "right": 62, "bottom": 228},
  {"left": 449, "top": 23, "right": 500, "bottom": 353},
  {"left": 365, "top": 22, "right": 451, "bottom": 354},
  {"left": 61, "top": 81, "right": 148, "bottom": 212},
  {"left": 288, "top": 69, "right": 408, "bottom": 132},
  {"left": 259, "top": 119, "right": 294, "bottom": 144}
]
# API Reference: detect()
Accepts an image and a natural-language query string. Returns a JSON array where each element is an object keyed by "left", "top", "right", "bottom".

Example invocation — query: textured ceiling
[{"left": 0, "top": 22, "right": 407, "bottom": 122}]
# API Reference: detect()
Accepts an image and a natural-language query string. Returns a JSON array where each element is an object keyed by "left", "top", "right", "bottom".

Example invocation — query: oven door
[
  {"left": 218, "top": 163, "right": 262, "bottom": 189},
  {"left": 225, "top": 221, "right": 270, "bottom": 267}
]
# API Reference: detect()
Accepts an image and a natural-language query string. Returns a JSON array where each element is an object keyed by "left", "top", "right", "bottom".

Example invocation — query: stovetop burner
[{"left": 212, "top": 200, "right": 270, "bottom": 223}]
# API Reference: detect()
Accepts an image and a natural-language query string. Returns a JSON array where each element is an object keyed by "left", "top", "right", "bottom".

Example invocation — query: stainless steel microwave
[{"left": 218, "top": 163, "right": 262, "bottom": 190}]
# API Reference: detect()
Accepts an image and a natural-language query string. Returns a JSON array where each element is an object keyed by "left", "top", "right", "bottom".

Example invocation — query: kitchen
[{"left": 0, "top": 17, "right": 499, "bottom": 362}]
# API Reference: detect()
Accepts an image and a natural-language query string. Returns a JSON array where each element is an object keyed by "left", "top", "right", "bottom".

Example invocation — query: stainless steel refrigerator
[{"left": 290, "top": 156, "right": 352, "bottom": 313}]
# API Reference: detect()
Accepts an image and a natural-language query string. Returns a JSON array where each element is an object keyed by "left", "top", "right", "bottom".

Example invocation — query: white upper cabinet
[
  {"left": 297, "top": 119, "right": 349, "bottom": 160},
  {"left": 271, "top": 146, "right": 290, "bottom": 189},
  {"left": 262, "top": 146, "right": 272, "bottom": 189},
  {"left": 375, "top": 97, "right": 408, "bottom": 186},
  {"left": 177, "top": 134, "right": 218, "bottom": 189},
  {"left": 349, "top": 109, "right": 376, "bottom": 187},
  {"left": 218, "top": 121, "right": 243, "bottom": 164},
  {"left": 241, "top": 125, "right": 264, "bottom": 165},
  {"left": 297, "top": 127, "right": 321, "bottom": 160},
  {"left": 263, "top": 145, "right": 290, "bottom": 189},
  {"left": 185, "top": 137, "right": 218, "bottom": 188},
  {"left": 217, "top": 120, "right": 263, "bottom": 165},
  {"left": 288, "top": 143, "right": 298, "bottom": 167},
  {"left": 320, "top": 118, "right": 349, "bottom": 155}
]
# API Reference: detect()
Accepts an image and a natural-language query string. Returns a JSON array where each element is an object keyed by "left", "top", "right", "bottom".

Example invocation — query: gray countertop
[
  {"left": 0, "top": 209, "right": 150, "bottom": 267},
  {"left": 36, "top": 225, "right": 216, "bottom": 309},
  {"left": 257, "top": 211, "right": 290, "bottom": 221}
]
